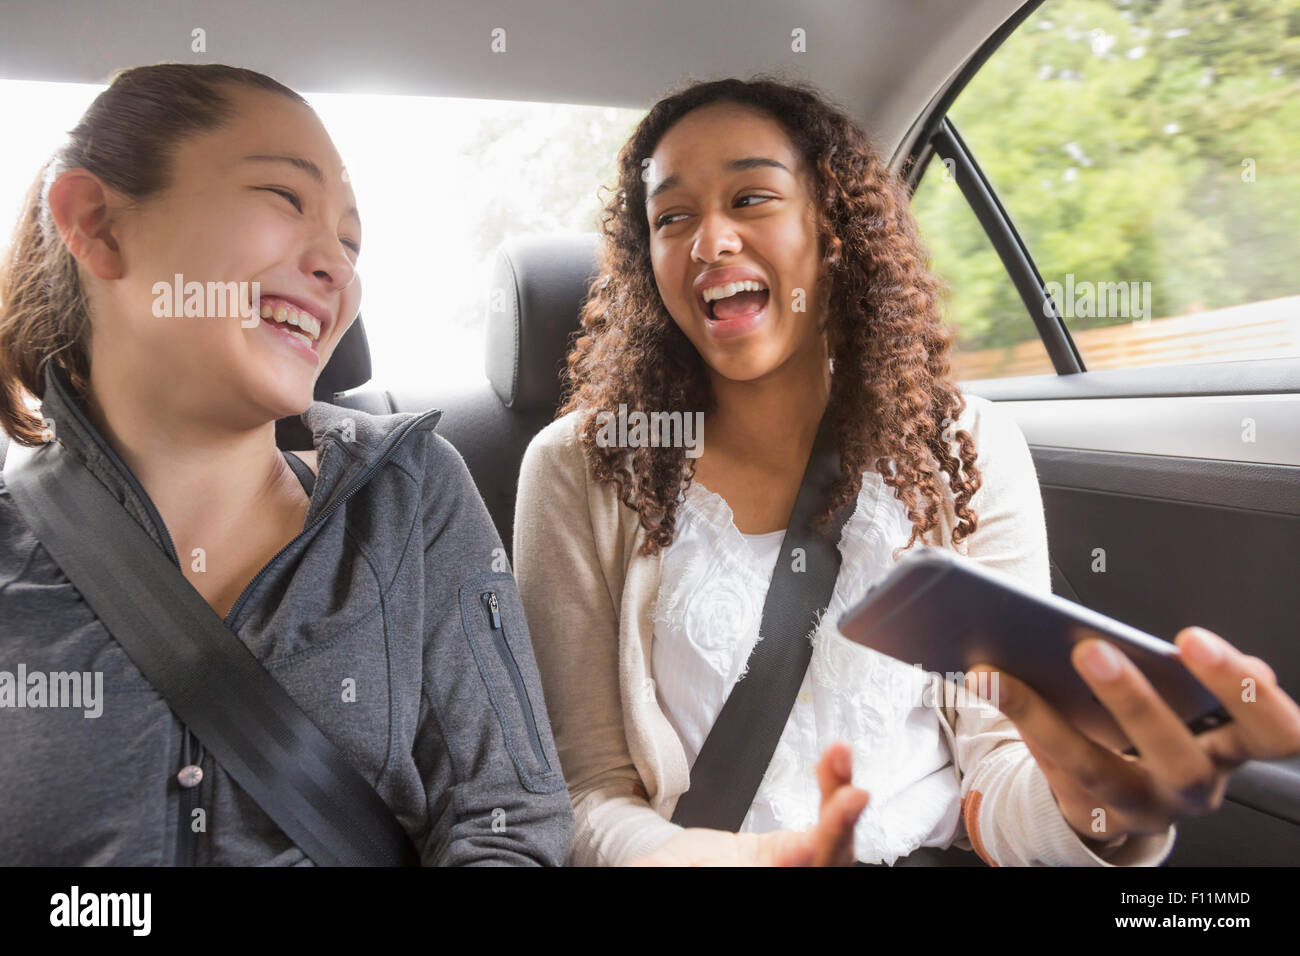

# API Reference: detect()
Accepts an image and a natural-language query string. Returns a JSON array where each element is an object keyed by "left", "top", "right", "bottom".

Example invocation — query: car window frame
[
  {"left": 896, "top": 0, "right": 1300, "bottom": 399},
  {"left": 912, "top": 118, "right": 1082, "bottom": 375}
]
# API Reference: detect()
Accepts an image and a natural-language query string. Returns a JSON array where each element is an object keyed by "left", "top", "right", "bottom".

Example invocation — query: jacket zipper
[
  {"left": 223, "top": 410, "right": 440, "bottom": 626},
  {"left": 175, "top": 728, "right": 204, "bottom": 865},
  {"left": 481, "top": 590, "right": 551, "bottom": 770},
  {"left": 49, "top": 364, "right": 439, "bottom": 624},
  {"left": 201, "top": 409, "right": 436, "bottom": 861},
  {"left": 47, "top": 368, "right": 441, "bottom": 862}
]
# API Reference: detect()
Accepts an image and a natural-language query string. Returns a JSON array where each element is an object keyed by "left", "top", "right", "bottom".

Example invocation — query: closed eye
[
  {"left": 259, "top": 187, "right": 360, "bottom": 255},
  {"left": 259, "top": 185, "right": 302, "bottom": 212}
]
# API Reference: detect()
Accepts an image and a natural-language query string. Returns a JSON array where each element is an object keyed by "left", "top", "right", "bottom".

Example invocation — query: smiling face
[
  {"left": 89, "top": 83, "right": 362, "bottom": 425},
  {"left": 645, "top": 101, "right": 828, "bottom": 385}
]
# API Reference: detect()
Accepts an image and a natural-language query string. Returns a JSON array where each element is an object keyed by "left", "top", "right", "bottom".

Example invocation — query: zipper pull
[{"left": 485, "top": 591, "right": 502, "bottom": 630}]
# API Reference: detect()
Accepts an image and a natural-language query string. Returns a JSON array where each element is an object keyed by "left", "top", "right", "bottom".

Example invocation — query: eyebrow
[
  {"left": 728, "top": 156, "right": 791, "bottom": 174},
  {"left": 240, "top": 154, "right": 361, "bottom": 224},
  {"left": 646, "top": 156, "right": 792, "bottom": 202}
]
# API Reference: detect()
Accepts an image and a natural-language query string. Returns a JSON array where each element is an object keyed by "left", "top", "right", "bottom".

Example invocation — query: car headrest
[
  {"left": 314, "top": 313, "right": 372, "bottom": 401},
  {"left": 485, "top": 233, "right": 600, "bottom": 412}
]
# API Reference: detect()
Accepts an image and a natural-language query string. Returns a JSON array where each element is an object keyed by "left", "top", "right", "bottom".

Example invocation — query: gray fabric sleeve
[{"left": 411, "top": 433, "right": 573, "bottom": 865}]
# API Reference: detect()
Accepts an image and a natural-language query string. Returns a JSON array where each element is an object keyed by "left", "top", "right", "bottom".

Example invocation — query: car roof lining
[{"left": 0, "top": 0, "right": 1027, "bottom": 164}]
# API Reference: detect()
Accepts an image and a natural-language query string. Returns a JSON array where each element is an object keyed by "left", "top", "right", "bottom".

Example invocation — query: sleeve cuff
[
  {"left": 1022, "top": 761, "right": 1177, "bottom": 867},
  {"left": 571, "top": 793, "right": 684, "bottom": 867},
  {"left": 613, "top": 814, "right": 684, "bottom": 866}
]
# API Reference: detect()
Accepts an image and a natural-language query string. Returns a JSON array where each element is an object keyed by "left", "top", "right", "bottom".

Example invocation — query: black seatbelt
[
  {"left": 282, "top": 449, "right": 316, "bottom": 497},
  {"left": 671, "top": 409, "right": 855, "bottom": 831},
  {"left": 4, "top": 439, "right": 418, "bottom": 866}
]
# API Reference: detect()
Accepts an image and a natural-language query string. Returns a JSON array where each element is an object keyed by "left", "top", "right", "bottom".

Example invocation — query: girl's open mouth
[
  {"left": 701, "top": 282, "right": 770, "bottom": 339},
  {"left": 260, "top": 314, "right": 321, "bottom": 365}
]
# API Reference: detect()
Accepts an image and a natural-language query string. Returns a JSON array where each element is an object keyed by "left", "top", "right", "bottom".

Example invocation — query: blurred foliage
[{"left": 912, "top": 0, "right": 1300, "bottom": 351}]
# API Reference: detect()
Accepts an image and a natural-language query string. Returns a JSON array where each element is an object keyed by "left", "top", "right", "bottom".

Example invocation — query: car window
[
  {"left": 0, "top": 79, "right": 643, "bottom": 393},
  {"left": 939, "top": 0, "right": 1300, "bottom": 372},
  {"left": 912, "top": 152, "right": 1056, "bottom": 381}
]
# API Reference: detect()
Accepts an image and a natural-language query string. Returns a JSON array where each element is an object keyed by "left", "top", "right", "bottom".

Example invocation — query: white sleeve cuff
[
  {"left": 1021, "top": 761, "right": 1177, "bottom": 867},
  {"left": 570, "top": 794, "right": 684, "bottom": 867}
]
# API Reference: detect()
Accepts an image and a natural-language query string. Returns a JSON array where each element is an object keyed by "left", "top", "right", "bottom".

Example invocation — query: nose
[
  {"left": 301, "top": 230, "right": 357, "bottom": 294},
  {"left": 690, "top": 209, "right": 742, "bottom": 263}
]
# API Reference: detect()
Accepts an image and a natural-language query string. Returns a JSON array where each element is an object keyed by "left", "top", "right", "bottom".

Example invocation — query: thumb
[{"left": 756, "top": 829, "right": 816, "bottom": 867}]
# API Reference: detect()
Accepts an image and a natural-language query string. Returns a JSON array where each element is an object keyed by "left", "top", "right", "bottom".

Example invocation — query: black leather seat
[
  {"left": 284, "top": 234, "right": 600, "bottom": 557},
  {"left": 400, "top": 234, "right": 599, "bottom": 555}
]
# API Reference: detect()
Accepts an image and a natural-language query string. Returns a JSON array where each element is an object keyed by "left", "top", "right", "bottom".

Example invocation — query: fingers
[
  {"left": 811, "top": 742, "right": 869, "bottom": 866},
  {"left": 1069, "top": 639, "right": 1220, "bottom": 810},
  {"left": 967, "top": 664, "right": 1169, "bottom": 828},
  {"left": 811, "top": 786, "right": 869, "bottom": 866},
  {"left": 817, "top": 740, "right": 852, "bottom": 802},
  {"left": 1018, "top": 732, "right": 1140, "bottom": 841},
  {"left": 1174, "top": 627, "right": 1300, "bottom": 761}
]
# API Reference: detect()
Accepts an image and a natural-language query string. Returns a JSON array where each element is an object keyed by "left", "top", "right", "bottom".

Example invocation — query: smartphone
[{"left": 836, "top": 547, "right": 1232, "bottom": 753}]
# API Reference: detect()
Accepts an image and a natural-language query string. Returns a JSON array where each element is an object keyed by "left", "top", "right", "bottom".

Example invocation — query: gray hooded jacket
[{"left": 0, "top": 364, "right": 573, "bottom": 865}]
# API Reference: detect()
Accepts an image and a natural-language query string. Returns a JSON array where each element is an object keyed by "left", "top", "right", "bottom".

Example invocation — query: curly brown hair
[{"left": 561, "top": 76, "right": 980, "bottom": 557}]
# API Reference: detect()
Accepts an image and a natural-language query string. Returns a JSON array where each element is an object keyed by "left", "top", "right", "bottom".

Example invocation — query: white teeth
[
  {"left": 284, "top": 329, "right": 314, "bottom": 348},
  {"left": 701, "top": 279, "right": 768, "bottom": 303},
  {"left": 257, "top": 299, "right": 321, "bottom": 340}
]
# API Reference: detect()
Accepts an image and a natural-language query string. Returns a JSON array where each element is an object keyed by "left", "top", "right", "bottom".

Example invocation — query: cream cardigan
[{"left": 513, "top": 394, "right": 1177, "bottom": 867}]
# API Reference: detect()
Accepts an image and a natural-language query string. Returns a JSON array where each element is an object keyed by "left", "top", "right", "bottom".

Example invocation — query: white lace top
[{"left": 651, "top": 473, "right": 962, "bottom": 865}]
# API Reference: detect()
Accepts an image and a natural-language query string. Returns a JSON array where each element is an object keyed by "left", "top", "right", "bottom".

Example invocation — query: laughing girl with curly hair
[{"left": 512, "top": 77, "right": 1300, "bottom": 867}]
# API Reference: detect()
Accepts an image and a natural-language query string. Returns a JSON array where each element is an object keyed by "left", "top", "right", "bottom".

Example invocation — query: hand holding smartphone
[{"left": 836, "top": 547, "right": 1231, "bottom": 753}]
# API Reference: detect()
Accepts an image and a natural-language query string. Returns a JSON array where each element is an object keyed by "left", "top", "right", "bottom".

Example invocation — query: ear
[{"left": 46, "top": 169, "right": 125, "bottom": 281}]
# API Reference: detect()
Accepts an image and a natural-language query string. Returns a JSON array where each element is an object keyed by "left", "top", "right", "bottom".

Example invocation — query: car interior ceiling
[{"left": 2, "top": 0, "right": 1026, "bottom": 169}]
